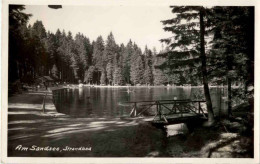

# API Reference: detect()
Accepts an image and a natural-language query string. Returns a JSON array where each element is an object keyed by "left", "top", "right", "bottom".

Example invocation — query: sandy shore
[{"left": 8, "top": 89, "right": 167, "bottom": 157}]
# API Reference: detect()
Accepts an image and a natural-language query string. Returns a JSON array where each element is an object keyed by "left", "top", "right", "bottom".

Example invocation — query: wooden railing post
[
  {"left": 129, "top": 102, "right": 137, "bottom": 117},
  {"left": 198, "top": 102, "right": 201, "bottom": 114},
  {"left": 158, "top": 101, "right": 162, "bottom": 120},
  {"left": 42, "top": 93, "right": 47, "bottom": 113},
  {"left": 174, "top": 101, "right": 176, "bottom": 113},
  {"left": 180, "top": 106, "right": 183, "bottom": 117},
  {"left": 134, "top": 102, "right": 137, "bottom": 117}
]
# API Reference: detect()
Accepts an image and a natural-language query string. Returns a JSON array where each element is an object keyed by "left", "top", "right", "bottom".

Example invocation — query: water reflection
[
  {"left": 79, "top": 88, "right": 83, "bottom": 100},
  {"left": 52, "top": 87, "right": 226, "bottom": 118}
]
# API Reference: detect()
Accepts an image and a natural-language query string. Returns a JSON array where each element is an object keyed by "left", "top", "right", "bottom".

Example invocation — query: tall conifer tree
[
  {"left": 208, "top": 7, "right": 254, "bottom": 117},
  {"left": 161, "top": 6, "right": 215, "bottom": 123}
]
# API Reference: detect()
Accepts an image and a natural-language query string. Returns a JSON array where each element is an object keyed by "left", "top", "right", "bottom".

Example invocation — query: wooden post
[
  {"left": 42, "top": 93, "right": 47, "bottom": 113},
  {"left": 162, "top": 114, "right": 168, "bottom": 123},
  {"left": 129, "top": 103, "right": 136, "bottom": 117},
  {"left": 155, "top": 101, "right": 159, "bottom": 120},
  {"left": 158, "top": 101, "right": 162, "bottom": 120},
  {"left": 219, "top": 88, "right": 222, "bottom": 120},
  {"left": 180, "top": 104, "right": 183, "bottom": 117},
  {"left": 172, "top": 101, "right": 176, "bottom": 113},
  {"left": 199, "top": 102, "right": 201, "bottom": 114},
  {"left": 129, "top": 107, "right": 134, "bottom": 117},
  {"left": 134, "top": 102, "right": 137, "bottom": 117}
]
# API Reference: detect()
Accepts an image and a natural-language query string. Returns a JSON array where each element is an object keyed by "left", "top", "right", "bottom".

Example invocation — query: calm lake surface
[{"left": 52, "top": 87, "right": 226, "bottom": 118}]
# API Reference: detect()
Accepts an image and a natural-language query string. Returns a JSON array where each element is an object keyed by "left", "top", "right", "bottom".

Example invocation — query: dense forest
[
  {"left": 9, "top": 5, "right": 176, "bottom": 86},
  {"left": 9, "top": 6, "right": 254, "bottom": 88},
  {"left": 9, "top": 6, "right": 254, "bottom": 87}
]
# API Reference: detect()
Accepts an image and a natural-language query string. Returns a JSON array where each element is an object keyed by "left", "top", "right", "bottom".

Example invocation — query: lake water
[{"left": 52, "top": 87, "right": 227, "bottom": 118}]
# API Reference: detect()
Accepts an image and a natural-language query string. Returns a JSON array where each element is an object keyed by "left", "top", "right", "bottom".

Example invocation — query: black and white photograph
[{"left": 1, "top": 0, "right": 259, "bottom": 163}]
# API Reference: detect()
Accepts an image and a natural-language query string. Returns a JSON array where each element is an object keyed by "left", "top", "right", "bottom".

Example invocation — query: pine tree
[
  {"left": 53, "top": 29, "right": 63, "bottom": 80},
  {"left": 104, "top": 32, "right": 117, "bottom": 63},
  {"left": 104, "top": 32, "right": 118, "bottom": 84},
  {"left": 45, "top": 32, "right": 56, "bottom": 75},
  {"left": 143, "top": 46, "right": 154, "bottom": 85},
  {"left": 32, "top": 20, "right": 47, "bottom": 40},
  {"left": 85, "top": 66, "right": 95, "bottom": 84},
  {"left": 84, "top": 37, "right": 93, "bottom": 66},
  {"left": 122, "top": 40, "right": 134, "bottom": 84},
  {"left": 113, "top": 66, "right": 124, "bottom": 85},
  {"left": 106, "top": 62, "right": 113, "bottom": 85},
  {"left": 161, "top": 6, "right": 215, "bottom": 123},
  {"left": 153, "top": 52, "right": 168, "bottom": 85},
  {"left": 30, "top": 21, "right": 48, "bottom": 76},
  {"left": 74, "top": 33, "right": 89, "bottom": 81},
  {"left": 130, "top": 44, "right": 144, "bottom": 85},
  {"left": 9, "top": 5, "right": 31, "bottom": 83},
  {"left": 66, "top": 31, "right": 76, "bottom": 82},
  {"left": 208, "top": 7, "right": 254, "bottom": 117},
  {"left": 100, "top": 69, "right": 107, "bottom": 85},
  {"left": 56, "top": 30, "right": 69, "bottom": 81},
  {"left": 92, "top": 36, "right": 105, "bottom": 69}
]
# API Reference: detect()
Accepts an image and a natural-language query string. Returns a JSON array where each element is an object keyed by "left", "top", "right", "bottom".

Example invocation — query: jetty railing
[{"left": 124, "top": 99, "right": 207, "bottom": 122}]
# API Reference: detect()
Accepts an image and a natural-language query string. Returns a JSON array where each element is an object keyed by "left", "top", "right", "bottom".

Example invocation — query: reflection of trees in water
[
  {"left": 182, "top": 87, "right": 192, "bottom": 99},
  {"left": 53, "top": 87, "right": 229, "bottom": 118},
  {"left": 99, "top": 88, "right": 106, "bottom": 117},
  {"left": 190, "top": 88, "right": 205, "bottom": 100},
  {"left": 67, "top": 90, "right": 73, "bottom": 115},
  {"left": 84, "top": 97, "right": 92, "bottom": 116},
  {"left": 146, "top": 88, "right": 154, "bottom": 101},
  {"left": 190, "top": 87, "right": 229, "bottom": 117},
  {"left": 78, "top": 88, "right": 83, "bottom": 100},
  {"left": 53, "top": 88, "right": 93, "bottom": 117},
  {"left": 53, "top": 89, "right": 69, "bottom": 115},
  {"left": 78, "top": 88, "right": 92, "bottom": 117},
  {"left": 70, "top": 89, "right": 78, "bottom": 115},
  {"left": 111, "top": 88, "right": 119, "bottom": 116}
]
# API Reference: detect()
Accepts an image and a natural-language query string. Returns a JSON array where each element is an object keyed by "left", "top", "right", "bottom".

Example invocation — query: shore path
[{"left": 7, "top": 88, "right": 166, "bottom": 157}]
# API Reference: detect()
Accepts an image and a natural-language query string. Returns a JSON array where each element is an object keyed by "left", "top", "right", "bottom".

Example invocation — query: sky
[{"left": 24, "top": 5, "right": 173, "bottom": 52}]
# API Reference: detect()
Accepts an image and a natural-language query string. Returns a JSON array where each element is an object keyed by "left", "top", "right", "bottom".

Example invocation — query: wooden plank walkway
[{"left": 123, "top": 99, "right": 208, "bottom": 126}]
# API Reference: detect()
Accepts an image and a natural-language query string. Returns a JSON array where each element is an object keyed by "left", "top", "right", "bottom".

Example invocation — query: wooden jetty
[{"left": 124, "top": 99, "right": 208, "bottom": 126}]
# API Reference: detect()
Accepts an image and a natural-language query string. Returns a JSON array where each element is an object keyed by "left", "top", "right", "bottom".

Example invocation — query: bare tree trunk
[{"left": 200, "top": 9, "right": 215, "bottom": 123}]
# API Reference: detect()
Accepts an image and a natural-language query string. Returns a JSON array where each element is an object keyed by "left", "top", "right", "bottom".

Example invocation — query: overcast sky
[{"left": 24, "top": 5, "right": 173, "bottom": 52}]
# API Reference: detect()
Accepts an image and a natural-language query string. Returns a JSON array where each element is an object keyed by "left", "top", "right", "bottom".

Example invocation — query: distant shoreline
[{"left": 57, "top": 84, "right": 241, "bottom": 90}]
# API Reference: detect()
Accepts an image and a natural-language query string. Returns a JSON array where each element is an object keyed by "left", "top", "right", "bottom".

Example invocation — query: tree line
[{"left": 9, "top": 5, "right": 177, "bottom": 86}]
